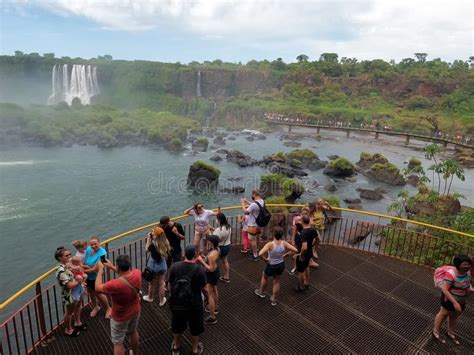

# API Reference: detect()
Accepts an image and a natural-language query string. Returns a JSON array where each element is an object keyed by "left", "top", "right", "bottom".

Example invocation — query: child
[
  {"left": 239, "top": 214, "right": 250, "bottom": 253},
  {"left": 72, "top": 240, "right": 88, "bottom": 262},
  {"left": 67, "top": 256, "right": 87, "bottom": 301}
]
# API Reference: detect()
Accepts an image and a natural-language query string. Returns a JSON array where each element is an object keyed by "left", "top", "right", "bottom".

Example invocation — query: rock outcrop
[
  {"left": 358, "top": 188, "right": 384, "bottom": 200},
  {"left": 187, "top": 160, "right": 220, "bottom": 190},
  {"left": 323, "top": 157, "right": 356, "bottom": 178},
  {"left": 226, "top": 150, "right": 258, "bottom": 167}
]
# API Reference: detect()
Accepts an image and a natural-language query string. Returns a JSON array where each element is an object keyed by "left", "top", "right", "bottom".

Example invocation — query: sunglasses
[{"left": 64, "top": 253, "right": 71, "bottom": 257}]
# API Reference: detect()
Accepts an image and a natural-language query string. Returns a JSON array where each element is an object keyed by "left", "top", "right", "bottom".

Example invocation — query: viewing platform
[{"left": 1, "top": 206, "right": 473, "bottom": 354}]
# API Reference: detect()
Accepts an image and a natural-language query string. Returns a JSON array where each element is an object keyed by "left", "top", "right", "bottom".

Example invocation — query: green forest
[{"left": 1, "top": 51, "right": 473, "bottom": 147}]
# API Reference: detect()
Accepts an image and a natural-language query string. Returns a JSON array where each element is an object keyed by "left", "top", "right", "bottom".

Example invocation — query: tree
[
  {"left": 319, "top": 53, "right": 338, "bottom": 63},
  {"left": 423, "top": 143, "right": 441, "bottom": 192},
  {"left": 440, "top": 160, "right": 465, "bottom": 195},
  {"left": 414, "top": 53, "right": 428, "bottom": 63},
  {"left": 43, "top": 53, "right": 55, "bottom": 59},
  {"left": 400, "top": 58, "right": 415, "bottom": 67},
  {"left": 469, "top": 56, "right": 474, "bottom": 69},
  {"left": 103, "top": 54, "right": 113, "bottom": 61},
  {"left": 14, "top": 50, "right": 24, "bottom": 57},
  {"left": 296, "top": 54, "right": 309, "bottom": 62}
]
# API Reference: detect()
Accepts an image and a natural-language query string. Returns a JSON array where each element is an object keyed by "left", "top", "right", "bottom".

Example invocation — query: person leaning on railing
[{"left": 54, "top": 247, "right": 86, "bottom": 337}]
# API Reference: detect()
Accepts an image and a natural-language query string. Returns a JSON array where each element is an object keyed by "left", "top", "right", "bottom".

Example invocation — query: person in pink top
[{"left": 96, "top": 255, "right": 142, "bottom": 355}]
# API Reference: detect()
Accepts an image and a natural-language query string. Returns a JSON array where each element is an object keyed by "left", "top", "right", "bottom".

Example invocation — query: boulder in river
[
  {"left": 187, "top": 160, "right": 220, "bottom": 191},
  {"left": 406, "top": 174, "right": 420, "bottom": 186},
  {"left": 226, "top": 150, "right": 258, "bottom": 167},
  {"left": 215, "top": 148, "right": 229, "bottom": 155},
  {"left": 283, "top": 141, "right": 302, "bottom": 147},
  {"left": 213, "top": 136, "right": 226, "bottom": 146},
  {"left": 365, "top": 163, "right": 406, "bottom": 186},
  {"left": 347, "top": 204, "right": 363, "bottom": 211},
  {"left": 344, "top": 197, "right": 361, "bottom": 204},
  {"left": 210, "top": 155, "right": 222, "bottom": 162},
  {"left": 323, "top": 157, "right": 356, "bottom": 178},
  {"left": 192, "top": 138, "right": 209, "bottom": 152},
  {"left": 327, "top": 155, "right": 339, "bottom": 160},
  {"left": 221, "top": 186, "right": 246, "bottom": 194},
  {"left": 359, "top": 189, "right": 384, "bottom": 200},
  {"left": 324, "top": 183, "right": 337, "bottom": 192},
  {"left": 357, "top": 152, "right": 388, "bottom": 170}
]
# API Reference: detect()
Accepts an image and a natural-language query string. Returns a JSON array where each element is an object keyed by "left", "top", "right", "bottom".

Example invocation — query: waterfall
[
  {"left": 196, "top": 71, "right": 202, "bottom": 97},
  {"left": 204, "top": 101, "right": 217, "bottom": 128},
  {"left": 48, "top": 64, "right": 100, "bottom": 105}
]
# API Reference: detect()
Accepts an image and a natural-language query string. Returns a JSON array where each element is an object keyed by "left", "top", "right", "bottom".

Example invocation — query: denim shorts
[
  {"left": 71, "top": 284, "right": 85, "bottom": 301},
  {"left": 147, "top": 258, "right": 167, "bottom": 274},
  {"left": 219, "top": 245, "right": 231, "bottom": 258}
]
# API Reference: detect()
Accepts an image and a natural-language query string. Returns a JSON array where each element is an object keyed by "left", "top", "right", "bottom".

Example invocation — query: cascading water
[
  {"left": 48, "top": 64, "right": 100, "bottom": 105},
  {"left": 196, "top": 70, "right": 202, "bottom": 97}
]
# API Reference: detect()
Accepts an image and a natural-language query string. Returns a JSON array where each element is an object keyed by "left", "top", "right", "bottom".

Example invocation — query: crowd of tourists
[{"left": 53, "top": 191, "right": 472, "bottom": 354}]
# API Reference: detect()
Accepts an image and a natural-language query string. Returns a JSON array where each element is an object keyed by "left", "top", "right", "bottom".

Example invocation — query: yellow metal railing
[{"left": 1, "top": 205, "right": 472, "bottom": 311}]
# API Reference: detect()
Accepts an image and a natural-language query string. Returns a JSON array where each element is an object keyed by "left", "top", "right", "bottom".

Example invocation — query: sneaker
[
  {"left": 270, "top": 297, "right": 277, "bottom": 306},
  {"left": 142, "top": 295, "right": 153, "bottom": 303},
  {"left": 254, "top": 289, "right": 266, "bottom": 298},
  {"left": 252, "top": 256, "right": 260, "bottom": 262},
  {"left": 219, "top": 276, "right": 230, "bottom": 283},
  {"left": 240, "top": 249, "right": 249, "bottom": 254},
  {"left": 204, "top": 316, "right": 218, "bottom": 325},
  {"left": 159, "top": 296, "right": 167, "bottom": 307}
]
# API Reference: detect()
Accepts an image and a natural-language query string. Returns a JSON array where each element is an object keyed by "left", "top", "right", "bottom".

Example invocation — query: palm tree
[
  {"left": 442, "top": 160, "right": 465, "bottom": 195},
  {"left": 423, "top": 144, "right": 441, "bottom": 191},
  {"left": 296, "top": 54, "right": 309, "bottom": 62}
]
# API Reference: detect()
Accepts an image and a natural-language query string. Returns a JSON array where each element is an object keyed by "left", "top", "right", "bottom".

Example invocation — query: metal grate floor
[{"left": 32, "top": 246, "right": 474, "bottom": 354}]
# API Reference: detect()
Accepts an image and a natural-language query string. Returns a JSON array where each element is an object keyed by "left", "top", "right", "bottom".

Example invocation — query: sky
[{"left": 1, "top": 0, "right": 473, "bottom": 63}]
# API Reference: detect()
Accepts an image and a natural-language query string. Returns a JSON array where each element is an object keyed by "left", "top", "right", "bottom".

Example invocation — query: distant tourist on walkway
[
  {"left": 433, "top": 255, "right": 473, "bottom": 345},
  {"left": 239, "top": 214, "right": 250, "bottom": 254},
  {"left": 255, "top": 227, "right": 297, "bottom": 305},
  {"left": 143, "top": 227, "right": 170, "bottom": 306},
  {"left": 295, "top": 216, "right": 318, "bottom": 292},
  {"left": 159, "top": 216, "right": 185, "bottom": 268},
  {"left": 83, "top": 236, "right": 112, "bottom": 318},
  {"left": 169, "top": 245, "right": 206, "bottom": 355},
  {"left": 240, "top": 190, "right": 265, "bottom": 261},
  {"left": 197, "top": 235, "right": 220, "bottom": 324},
  {"left": 184, "top": 203, "right": 218, "bottom": 256},
  {"left": 212, "top": 213, "right": 232, "bottom": 283},
  {"left": 96, "top": 255, "right": 141, "bottom": 355},
  {"left": 54, "top": 247, "right": 86, "bottom": 337}
]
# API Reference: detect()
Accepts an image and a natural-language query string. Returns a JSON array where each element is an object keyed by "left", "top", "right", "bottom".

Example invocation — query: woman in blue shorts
[{"left": 254, "top": 227, "right": 298, "bottom": 306}]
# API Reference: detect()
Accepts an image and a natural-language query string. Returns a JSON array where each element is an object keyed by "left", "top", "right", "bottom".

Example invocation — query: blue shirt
[{"left": 84, "top": 246, "right": 107, "bottom": 280}]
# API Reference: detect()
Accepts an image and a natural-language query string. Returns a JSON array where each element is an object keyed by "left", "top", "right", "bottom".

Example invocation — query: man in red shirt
[{"left": 96, "top": 255, "right": 141, "bottom": 355}]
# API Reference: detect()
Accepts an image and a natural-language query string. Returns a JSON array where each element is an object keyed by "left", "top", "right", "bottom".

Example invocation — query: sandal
[
  {"left": 431, "top": 330, "right": 446, "bottom": 344},
  {"left": 447, "top": 332, "right": 460, "bottom": 345},
  {"left": 74, "top": 323, "right": 87, "bottom": 331},
  {"left": 171, "top": 340, "right": 180, "bottom": 355}
]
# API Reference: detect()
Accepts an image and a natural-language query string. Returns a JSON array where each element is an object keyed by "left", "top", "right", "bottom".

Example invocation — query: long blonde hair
[{"left": 152, "top": 231, "right": 170, "bottom": 258}]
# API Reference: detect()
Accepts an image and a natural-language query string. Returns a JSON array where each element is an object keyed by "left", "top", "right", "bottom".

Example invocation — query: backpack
[
  {"left": 170, "top": 265, "right": 199, "bottom": 311},
  {"left": 433, "top": 265, "right": 456, "bottom": 289},
  {"left": 255, "top": 200, "right": 271, "bottom": 227}
]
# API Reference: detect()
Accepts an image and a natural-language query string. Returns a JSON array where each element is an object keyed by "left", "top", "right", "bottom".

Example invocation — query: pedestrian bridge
[{"left": 1, "top": 206, "right": 473, "bottom": 354}]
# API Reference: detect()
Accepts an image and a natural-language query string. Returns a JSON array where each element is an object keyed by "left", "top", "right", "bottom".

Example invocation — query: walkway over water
[
  {"left": 265, "top": 117, "right": 474, "bottom": 149},
  {"left": 32, "top": 246, "right": 473, "bottom": 354}
]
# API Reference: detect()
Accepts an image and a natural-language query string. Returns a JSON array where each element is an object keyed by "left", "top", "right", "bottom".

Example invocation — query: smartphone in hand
[{"left": 100, "top": 255, "right": 107, "bottom": 263}]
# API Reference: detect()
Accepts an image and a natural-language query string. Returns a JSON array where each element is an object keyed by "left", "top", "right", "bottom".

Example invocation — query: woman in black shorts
[
  {"left": 196, "top": 235, "right": 220, "bottom": 325},
  {"left": 255, "top": 227, "right": 297, "bottom": 306}
]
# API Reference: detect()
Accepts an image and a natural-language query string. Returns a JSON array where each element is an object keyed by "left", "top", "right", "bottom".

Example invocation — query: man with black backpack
[
  {"left": 168, "top": 245, "right": 206, "bottom": 355},
  {"left": 240, "top": 190, "right": 271, "bottom": 262}
]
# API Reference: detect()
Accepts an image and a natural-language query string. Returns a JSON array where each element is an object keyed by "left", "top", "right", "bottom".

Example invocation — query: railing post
[
  {"left": 35, "top": 282, "right": 48, "bottom": 342},
  {"left": 105, "top": 243, "right": 111, "bottom": 282}
]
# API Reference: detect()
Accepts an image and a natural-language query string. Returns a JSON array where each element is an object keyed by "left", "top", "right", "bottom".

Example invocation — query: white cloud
[{"left": 13, "top": 0, "right": 474, "bottom": 61}]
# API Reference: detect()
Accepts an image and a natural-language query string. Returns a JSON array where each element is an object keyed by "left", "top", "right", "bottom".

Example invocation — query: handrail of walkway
[
  {"left": 265, "top": 119, "right": 474, "bottom": 149},
  {"left": 1, "top": 205, "right": 472, "bottom": 311}
]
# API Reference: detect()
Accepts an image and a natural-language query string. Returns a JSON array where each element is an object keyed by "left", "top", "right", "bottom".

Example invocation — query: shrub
[
  {"left": 196, "top": 138, "right": 209, "bottom": 146},
  {"left": 321, "top": 194, "right": 341, "bottom": 207},
  {"left": 370, "top": 162, "right": 401, "bottom": 175},
  {"left": 170, "top": 138, "right": 182, "bottom": 149},
  {"left": 192, "top": 160, "right": 220, "bottom": 175},
  {"left": 360, "top": 152, "right": 372, "bottom": 160},
  {"left": 329, "top": 157, "right": 355, "bottom": 174},
  {"left": 406, "top": 95, "right": 432, "bottom": 110},
  {"left": 408, "top": 157, "right": 421, "bottom": 166},
  {"left": 286, "top": 148, "right": 318, "bottom": 161}
]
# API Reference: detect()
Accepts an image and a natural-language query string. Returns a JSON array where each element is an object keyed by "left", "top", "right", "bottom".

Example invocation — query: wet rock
[
  {"left": 283, "top": 141, "right": 302, "bottom": 147},
  {"left": 324, "top": 183, "right": 338, "bottom": 192},
  {"left": 210, "top": 155, "right": 222, "bottom": 162},
  {"left": 347, "top": 204, "right": 363, "bottom": 210},
  {"left": 213, "top": 136, "right": 226, "bottom": 145},
  {"left": 344, "top": 197, "right": 361, "bottom": 204},
  {"left": 215, "top": 149, "right": 229, "bottom": 155},
  {"left": 365, "top": 166, "right": 405, "bottom": 186},
  {"left": 406, "top": 175, "right": 420, "bottom": 186},
  {"left": 226, "top": 150, "right": 258, "bottom": 167},
  {"left": 327, "top": 155, "right": 339, "bottom": 160},
  {"left": 307, "top": 160, "right": 328, "bottom": 171},
  {"left": 359, "top": 189, "right": 384, "bottom": 200},
  {"left": 227, "top": 135, "right": 237, "bottom": 140},
  {"left": 245, "top": 136, "right": 255, "bottom": 142},
  {"left": 357, "top": 153, "right": 388, "bottom": 170},
  {"left": 187, "top": 162, "right": 219, "bottom": 190},
  {"left": 221, "top": 186, "right": 245, "bottom": 194},
  {"left": 375, "top": 187, "right": 386, "bottom": 194},
  {"left": 345, "top": 176, "right": 357, "bottom": 182},
  {"left": 267, "top": 163, "right": 308, "bottom": 178}
]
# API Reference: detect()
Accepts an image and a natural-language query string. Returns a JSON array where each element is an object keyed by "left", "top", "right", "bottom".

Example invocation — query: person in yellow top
[{"left": 306, "top": 199, "right": 333, "bottom": 264}]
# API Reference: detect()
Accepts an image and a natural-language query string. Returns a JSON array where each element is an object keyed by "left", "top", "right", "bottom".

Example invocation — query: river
[{"left": 1, "top": 128, "right": 473, "bottom": 301}]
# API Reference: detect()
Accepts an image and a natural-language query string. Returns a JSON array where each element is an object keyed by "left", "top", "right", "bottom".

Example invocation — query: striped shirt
[{"left": 444, "top": 272, "right": 471, "bottom": 303}]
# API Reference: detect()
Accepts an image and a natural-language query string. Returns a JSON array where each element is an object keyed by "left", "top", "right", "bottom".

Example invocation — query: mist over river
[{"left": 1, "top": 128, "right": 473, "bottom": 302}]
